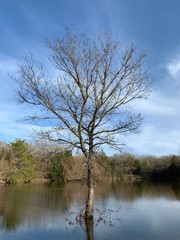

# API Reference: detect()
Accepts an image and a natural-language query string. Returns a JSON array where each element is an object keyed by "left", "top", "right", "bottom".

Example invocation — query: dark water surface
[{"left": 0, "top": 181, "right": 180, "bottom": 239}]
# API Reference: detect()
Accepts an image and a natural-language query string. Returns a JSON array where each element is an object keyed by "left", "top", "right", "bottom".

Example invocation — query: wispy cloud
[
  {"left": 167, "top": 57, "right": 180, "bottom": 79},
  {"left": 134, "top": 94, "right": 177, "bottom": 117},
  {"left": 0, "top": 103, "right": 32, "bottom": 141},
  {"left": 126, "top": 87, "right": 180, "bottom": 156},
  {"left": 127, "top": 124, "right": 180, "bottom": 156},
  {"left": 0, "top": 55, "right": 18, "bottom": 73}
]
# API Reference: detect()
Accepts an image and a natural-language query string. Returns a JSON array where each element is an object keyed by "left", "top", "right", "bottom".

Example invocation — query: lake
[{"left": 0, "top": 180, "right": 180, "bottom": 239}]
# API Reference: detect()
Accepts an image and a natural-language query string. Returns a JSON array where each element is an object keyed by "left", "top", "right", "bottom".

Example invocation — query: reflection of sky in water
[
  {"left": 0, "top": 183, "right": 180, "bottom": 240},
  {"left": 94, "top": 198, "right": 180, "bottom": 240}
]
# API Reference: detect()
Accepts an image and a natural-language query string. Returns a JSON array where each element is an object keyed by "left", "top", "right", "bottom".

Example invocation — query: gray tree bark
[{"left": 85, "top": 158, "right": 94, "bottom": 219}]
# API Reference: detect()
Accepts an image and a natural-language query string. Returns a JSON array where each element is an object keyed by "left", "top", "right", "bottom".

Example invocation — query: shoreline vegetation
[{"left": 0, "top": 139, "right": 180, "bottom": 185}]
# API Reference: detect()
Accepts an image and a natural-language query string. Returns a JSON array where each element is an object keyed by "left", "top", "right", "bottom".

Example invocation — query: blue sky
[{"left": 1, "top": 0, "right": 180, "bottom": 156}]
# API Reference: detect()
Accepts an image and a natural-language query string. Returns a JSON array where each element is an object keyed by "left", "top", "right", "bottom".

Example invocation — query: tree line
[{"left": 0, "top": 139, "right": 179, "bottom": 184}]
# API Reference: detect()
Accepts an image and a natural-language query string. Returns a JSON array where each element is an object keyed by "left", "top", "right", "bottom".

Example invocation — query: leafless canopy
[{"left": 15, "top": 30, "right": 151, "bottom": 157}]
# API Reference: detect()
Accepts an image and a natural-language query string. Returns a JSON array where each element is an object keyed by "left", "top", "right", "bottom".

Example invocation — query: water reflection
[
  {"left": 85, "top": 219, "right": 94, "bottom": 240},
  {"left": 0, "top": 181, "right": 180, "bottom": 239}
]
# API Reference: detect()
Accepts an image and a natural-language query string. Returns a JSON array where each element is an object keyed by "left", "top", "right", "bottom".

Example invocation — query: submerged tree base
[{"left": 66, "top": 207, "right": 122, "bottom": 228}]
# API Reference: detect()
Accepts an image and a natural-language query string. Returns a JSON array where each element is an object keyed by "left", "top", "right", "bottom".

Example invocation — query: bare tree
[{"left": 15, "top": 30, "right": 151, "bottom": 219}]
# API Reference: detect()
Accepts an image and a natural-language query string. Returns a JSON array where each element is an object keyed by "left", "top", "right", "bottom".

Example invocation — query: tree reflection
[
  {"left": 0, "top": 183, "right": 70, "bottom": 231},
  {"left": 85, "top": 219, "right": 94, "bottom": 240}
]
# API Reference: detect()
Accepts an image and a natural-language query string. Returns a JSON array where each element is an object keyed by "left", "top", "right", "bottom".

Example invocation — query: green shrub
[
  {"left": 48, "top": 150, "right": 71, "bottom": 181},
  {"left": 133, "top": 160, "right": 142, "bottom": 174},
  {"left": 49, "top": 158, "right": 64, "bottom": 181},
  {"left": 7, "top": 139, "right": 37, "bottom": 183}
]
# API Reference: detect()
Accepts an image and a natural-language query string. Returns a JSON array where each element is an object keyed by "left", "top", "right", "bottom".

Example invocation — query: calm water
[{"left": 0, "top": 181, "right": 180, "bottom": 240}]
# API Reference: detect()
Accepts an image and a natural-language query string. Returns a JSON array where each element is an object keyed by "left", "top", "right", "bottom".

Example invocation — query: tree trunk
[
  {"left": 85, "top": 157, "right": 94, "bottom": 220},
  {"left": 85, "top": 219, "right": 94, "bottom": 240}
]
